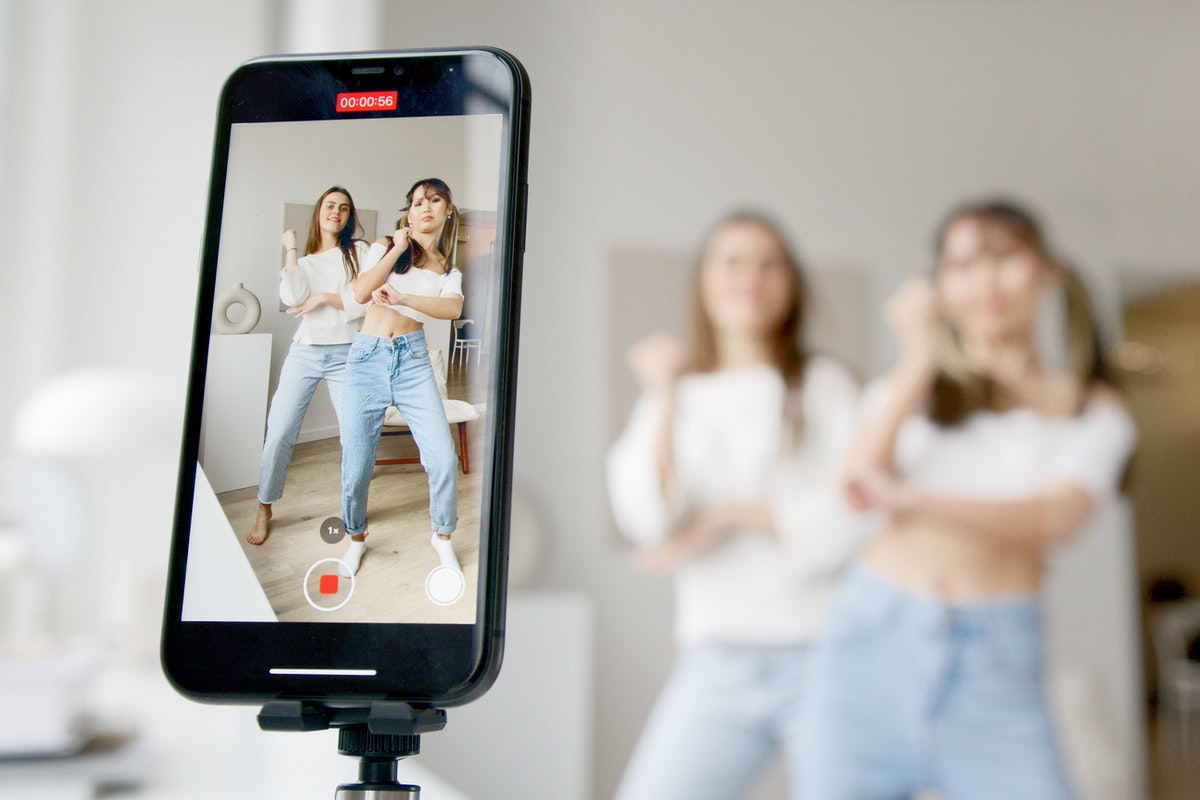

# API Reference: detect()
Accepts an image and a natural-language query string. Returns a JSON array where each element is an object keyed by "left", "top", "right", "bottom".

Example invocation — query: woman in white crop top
[
  {"left": 801, "top": 200, "right": 1138, "bottom": 800},
  {"left": 607, "top": 213, "right": 868, "bottom": 800},
  {"left": 336, "top": 178, "right": 464, "bottom": 581},
  {"left": 247, "top": 186, "right": 368, "bottom": 545}
]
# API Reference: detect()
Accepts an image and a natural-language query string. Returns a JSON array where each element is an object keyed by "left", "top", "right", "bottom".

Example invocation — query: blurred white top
[
  {"left": 278, "top": 242, "right": 369, "bottom": 344},
  {"left": 607, "top": 356, "right": 873, "bottom": 646},
  {"left": 881, "top": 385, "right": 1138, "bottom": 500}
]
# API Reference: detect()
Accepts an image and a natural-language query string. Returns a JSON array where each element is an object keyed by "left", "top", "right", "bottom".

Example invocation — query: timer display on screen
[{"left": 335, "top": 91, "right": 399, "bottom": 113}]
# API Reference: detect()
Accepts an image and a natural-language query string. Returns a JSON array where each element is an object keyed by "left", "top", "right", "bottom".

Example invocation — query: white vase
[{"left": 212, "top": 282, "right": 261, "bottom": 335}]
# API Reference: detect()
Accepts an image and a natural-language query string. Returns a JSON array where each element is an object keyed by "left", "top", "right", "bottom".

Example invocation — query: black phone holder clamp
[{"left": 258, "top": 700, "right": 447, "bottom": 799}]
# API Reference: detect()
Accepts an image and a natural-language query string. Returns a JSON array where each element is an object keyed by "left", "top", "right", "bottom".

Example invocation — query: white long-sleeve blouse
[
  {"left": 278, "top": 242, "right": 370, "bottom": 344},
  {"left": 606, "top": 355, "right": 873, "bottom": 646}
]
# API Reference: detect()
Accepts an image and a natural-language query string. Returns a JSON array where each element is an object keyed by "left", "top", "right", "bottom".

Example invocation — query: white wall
[
  {"left": 2, "top": 2, "right": 1200, "bottom": 798},
  {"left": 0, "top": 0, "right": 277, "bottom": 420},
  {"left": 0, "top": 0, "right": 277, "bottom": 653}
]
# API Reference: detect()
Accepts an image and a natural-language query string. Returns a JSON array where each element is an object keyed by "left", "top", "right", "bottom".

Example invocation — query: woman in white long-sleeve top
[
  {"left": 606, "top": 211, "right": 869, "bottom": 800},
  {"left": 247, "top": 186, "right": 368, "bottom": 545}
]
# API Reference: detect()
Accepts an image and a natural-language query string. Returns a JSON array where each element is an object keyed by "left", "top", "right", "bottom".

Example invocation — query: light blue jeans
[
  {"left": 801, "top": 565, "right": 1075, "bottom": 800},
  {"left": 340, "top": 330, "right": 457, "bottom": 536},
  {"left": 257, "top": 341, "right": 350, "bottom": 505},
  {"left": 615, "top": 643, "right": 811, "bottom": 800}
]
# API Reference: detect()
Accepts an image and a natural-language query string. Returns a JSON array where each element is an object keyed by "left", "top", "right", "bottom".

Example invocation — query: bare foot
[{"left": 246, "top": 503, "right": 272, "bottom": 545}]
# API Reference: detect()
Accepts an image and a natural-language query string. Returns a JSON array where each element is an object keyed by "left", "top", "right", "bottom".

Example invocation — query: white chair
[
  {"left": 451, "top": 318, "right": 482, "bottom": 367},
  {"left": 376, "top": 348, "right": 480, "bottom": 474},
  {"left": 1153, "top": 597, "right": 1200, "bottom": 795}
]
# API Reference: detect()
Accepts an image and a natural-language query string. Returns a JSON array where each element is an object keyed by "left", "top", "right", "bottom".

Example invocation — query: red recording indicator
[{"left": 336, "top": 91, "right": 398, "bottom": 113}]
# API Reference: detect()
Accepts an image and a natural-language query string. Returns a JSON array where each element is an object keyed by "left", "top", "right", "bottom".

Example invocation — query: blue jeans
[
  {"left": 801, "top": 565, "right": 1075, "bottom": 800},
  {"left": 615, "top": 643, "right": 811, "bottom": 800},
  {"left": 257, "top": 342, "right": 350, "bottom": 505},
  {"left": 340, "top": 330, "right": 457, "bottom": 536}
]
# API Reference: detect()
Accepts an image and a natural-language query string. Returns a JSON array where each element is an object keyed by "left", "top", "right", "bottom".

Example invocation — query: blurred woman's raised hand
[
  {"left": 886, "top": 275, "right": 940, "bottom": 369},
  {"left": 629, "top": 333, "right": 688, "bottom": 395}
]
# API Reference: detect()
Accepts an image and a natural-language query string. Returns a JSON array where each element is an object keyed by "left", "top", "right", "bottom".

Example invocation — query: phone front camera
[{"left": 393, "top": 66, "right": 405, "bottom": 76}]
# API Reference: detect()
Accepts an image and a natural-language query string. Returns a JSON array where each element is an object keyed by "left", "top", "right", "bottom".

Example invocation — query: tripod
[{"left": 258, "top": 700, "right": 448, "bottom": 798}]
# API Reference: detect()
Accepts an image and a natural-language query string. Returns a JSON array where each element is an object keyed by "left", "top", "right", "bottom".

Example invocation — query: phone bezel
[{"left": 161, "top": 48, "right": 530, "bottom": 706}]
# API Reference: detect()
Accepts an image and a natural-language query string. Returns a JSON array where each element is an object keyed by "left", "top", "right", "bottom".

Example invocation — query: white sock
[
  {"left": 431, "top": 533, "right": 460, "bottom": 572},
  {"left": 340, "top": 539, "right": 366, "bottom": 577}
]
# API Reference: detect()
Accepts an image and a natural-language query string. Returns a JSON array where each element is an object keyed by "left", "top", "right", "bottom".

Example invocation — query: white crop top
[
  {"left": 874, "top": 382, "right": 1138, "bottom": 501},
  {"left": 363, "top": 242, "right": 463, "bottom": 324}
]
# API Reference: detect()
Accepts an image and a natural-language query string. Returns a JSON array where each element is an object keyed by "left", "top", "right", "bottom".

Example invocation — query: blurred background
[{"left": 1, "top": 1, "right": 1198, "bottom": 798}]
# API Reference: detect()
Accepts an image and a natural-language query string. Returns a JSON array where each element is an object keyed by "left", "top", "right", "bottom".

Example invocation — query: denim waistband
[
  {"left": 353, "top": 329, "right": 425, "bottom": 348},
  {"left": 844, "top": 563, "right": 1042, "bottom": 627}
]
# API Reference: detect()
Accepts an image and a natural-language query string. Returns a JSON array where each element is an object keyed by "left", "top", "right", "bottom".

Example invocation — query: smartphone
[{"left": 162, "top": 48, "right": 530, "bottom": 707}]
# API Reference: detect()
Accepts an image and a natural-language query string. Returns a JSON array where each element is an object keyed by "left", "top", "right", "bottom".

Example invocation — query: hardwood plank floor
[{"left": 217, "top": 428, "right": 484, "bottom": 625}]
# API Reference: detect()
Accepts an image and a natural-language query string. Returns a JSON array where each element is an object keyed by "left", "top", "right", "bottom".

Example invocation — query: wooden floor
[
  {"left": 446, "top": 351, "right": 487, "bottom": 406},
  {"left": 216, "top": 354, "right": 489, "bottom": 625}
]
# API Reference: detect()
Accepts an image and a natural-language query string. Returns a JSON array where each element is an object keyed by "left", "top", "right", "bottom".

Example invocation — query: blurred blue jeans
[
  {"left": 340, "top": 330, "right": 457, "bottom": 536},
  {"left": 615, "top": 642, "right": 811, "bottom": 800},
  {"left": 257, "top": 342, "right": 350, "bottom": 505},
  {"left": 801, "top": 565, "right": 1075, "bottom": 800}
]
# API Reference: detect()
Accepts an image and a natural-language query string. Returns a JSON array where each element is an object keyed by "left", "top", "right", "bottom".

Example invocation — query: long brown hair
[
  {"left": 929, "top": 199, "right": 1114, "bottom": 426},
  {"left": 391, "top": 178, "right": 459, "bottom": 275},
  {"left": 690, "top": 211, "right": 809, "bottom": 442},
  {"left": 304, "top": 186, "right": 363, "bottom": 283}
]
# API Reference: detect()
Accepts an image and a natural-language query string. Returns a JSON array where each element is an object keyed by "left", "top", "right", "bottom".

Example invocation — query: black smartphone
[{"left": 162, "top": 48, "right": 530, "bottom": 707}]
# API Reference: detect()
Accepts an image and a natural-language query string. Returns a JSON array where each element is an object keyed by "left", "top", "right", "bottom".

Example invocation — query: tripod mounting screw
[{"left": 338, "top": 727, "right": 421, "bottom": 759}]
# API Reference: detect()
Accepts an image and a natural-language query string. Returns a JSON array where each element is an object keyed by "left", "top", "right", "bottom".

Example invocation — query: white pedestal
[{"left": 199, "top": 333, "right": 271, "bottom": 493}]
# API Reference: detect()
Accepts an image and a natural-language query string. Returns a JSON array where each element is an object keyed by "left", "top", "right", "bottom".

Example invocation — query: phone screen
[{"left": 162, "top": 50, "right": 529, "bottom": 704}]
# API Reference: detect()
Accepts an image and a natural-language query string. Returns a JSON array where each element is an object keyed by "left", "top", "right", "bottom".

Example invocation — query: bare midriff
[
  {"left": 359, "top": 304, "right": 423, "bottom": 339},
  {"left": 859, "top": 518, "right": 1046, "bottom": 602}
]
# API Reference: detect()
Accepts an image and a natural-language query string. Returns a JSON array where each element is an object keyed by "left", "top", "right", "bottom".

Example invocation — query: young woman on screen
[
  {"left": 337, "top": 178, "right": 463, "bottom": 578},
  {"left": 801, "top": 200, "right": 1137, "bottom": 799},
  {"left": 606, "top": 212, "right": 868, "bottom": 800},
  {"left": 247, "top": 186, "right": 368, "bottom": 545}
]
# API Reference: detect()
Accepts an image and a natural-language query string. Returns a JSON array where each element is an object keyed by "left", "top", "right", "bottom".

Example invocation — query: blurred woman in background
[
  {"left": 607, "top": 211, "right": 867, "bottom": 800},
  {"left": 801, "top": 200, "right": 1137, "bottom": 799}
]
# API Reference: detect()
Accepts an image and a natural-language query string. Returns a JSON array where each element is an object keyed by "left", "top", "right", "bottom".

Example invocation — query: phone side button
[
  {"left": 518, "top": 183, "right": 528, "bottom": 253},
  {"left": 268, "top": 668, "right": 378, "bottom": 677}
]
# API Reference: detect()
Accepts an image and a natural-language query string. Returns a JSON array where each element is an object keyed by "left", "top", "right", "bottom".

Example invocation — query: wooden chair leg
[{"left": 458, "top": 421, "right": 469, "bottom": 474}]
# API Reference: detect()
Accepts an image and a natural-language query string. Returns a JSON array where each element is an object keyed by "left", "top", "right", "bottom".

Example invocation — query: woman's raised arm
[{"left": 841, "top": 276, "right": 939, "bottom": 508}]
